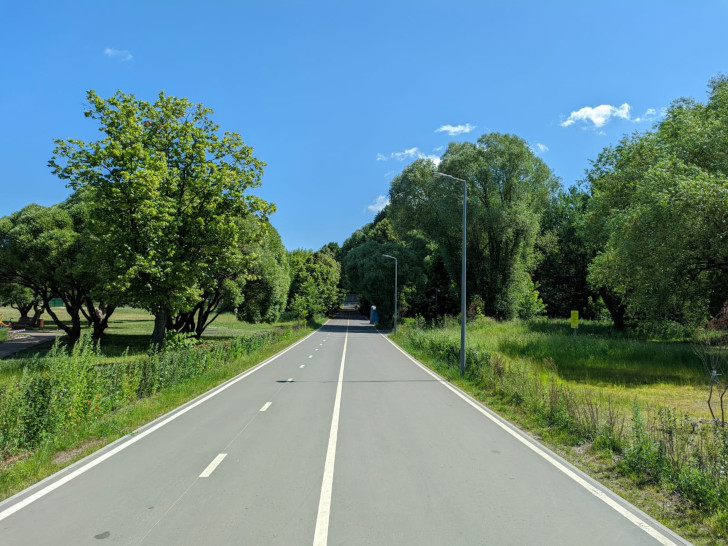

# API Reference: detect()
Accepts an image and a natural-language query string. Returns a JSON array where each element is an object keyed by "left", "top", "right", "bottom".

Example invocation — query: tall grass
[
  {"left": 395, "top": 320, "right": 728, "bottom": 535},
  {"left": 0, "top": 328, "right": 296, "bottom": 458}
]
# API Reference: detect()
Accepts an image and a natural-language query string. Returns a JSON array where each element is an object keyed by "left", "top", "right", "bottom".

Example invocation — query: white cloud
[
  {"left": 376, "top": 146, "right": 441, "bottom": 166},
  {"left": 561, "top": 103, "right": 631, "bottom": 128},
  {"left": 367, "top": 195, "right": 390, "bottom": 213},
  {"left": 104, "top": 47, "right": 133, "bottom": 61},
  {"left": 435, "top": 123, "right": 476, "bottom": 136},
  {"left": 534, "top": 142, "right": 549, "bottom": 154},
  {"left": 391, "top": 147, "right": 420, "bottom": 161},
  {"left": 633, "top": 108, "right": 662, "bottom": 123},
  {"left": 561, "top": 103, "right": 666, "bottom": 129}
]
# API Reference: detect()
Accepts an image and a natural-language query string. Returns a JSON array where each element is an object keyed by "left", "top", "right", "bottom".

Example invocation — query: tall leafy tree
[
  {"left": 237, "top": 222, "right": 291, "bottom": 323},
  {"left": 289, "top": 249, "right": 342, "bottom": 321},
  {"left": 49, "top": 90, "right": 272, "bottom": 346},
  {"left": 0, "top": 201, "right": 114, "bottom": 342},
  {"left": 389, "top": 133, "right": 557, "bottom": 319},
  {"left": 0, "top": 282, "right": 44, "bottom": 324},
  {"left": 584, "top": 75, "right": 728, "bottom": 326},
  {"left": 534, "top": 186, "right": 601, "bottom": 318}
]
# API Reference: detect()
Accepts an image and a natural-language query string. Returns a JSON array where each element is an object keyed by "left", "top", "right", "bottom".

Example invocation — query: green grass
[
  {"left": 413, "top": 316, "right": 708, "bottom": 418},
  {"left": 473, "top": 317, "right": 700, "bottom": 385},
  {"left": 0, "top": 329, "right": 8, "bottom": 343}
]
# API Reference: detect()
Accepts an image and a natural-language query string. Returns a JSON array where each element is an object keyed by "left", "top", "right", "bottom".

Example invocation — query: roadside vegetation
[
  {"left": 393, "top": 318, "right": 728, "bottom": 543},
  {"left": 0, "top": 307, "right": 324, "bottom": 500}
]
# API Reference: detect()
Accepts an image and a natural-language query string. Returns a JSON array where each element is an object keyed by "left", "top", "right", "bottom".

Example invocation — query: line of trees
[
  {"left": 343, "top": 75, "right": 728, "bottom": 332},
  {"left": 0, "top": 91, "right": 342, "bottom": 347}
]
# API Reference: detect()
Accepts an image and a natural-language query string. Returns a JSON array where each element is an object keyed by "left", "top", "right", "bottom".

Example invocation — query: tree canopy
[{"left": 49, "top": 90, "right": 273, "bottom": 345}]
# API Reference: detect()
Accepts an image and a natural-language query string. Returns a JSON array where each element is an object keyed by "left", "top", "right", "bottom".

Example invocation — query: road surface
[{"left": 0, "top": 311, "right": 688, "bottom": 545}]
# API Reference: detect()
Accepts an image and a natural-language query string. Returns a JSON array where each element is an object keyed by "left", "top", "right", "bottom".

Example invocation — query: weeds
[{"left": 0, "top": 328, "right": 294, "bottom": 458}]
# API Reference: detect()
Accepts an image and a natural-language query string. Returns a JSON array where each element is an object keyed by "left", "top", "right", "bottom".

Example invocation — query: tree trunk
[
  {"left": 31, "top": 301, "right": 44, "bottom": 325},
  {"left": 90, "top": 304, "right": 115, "bottom": 340},
  {"left": 600, "top": 288, "right": 627, "bottom": 331},
  {"left": 11, "top": 303, "right": 33, "bottom": 320},
  {"left": 151, "top": 309, "right": 169, "bottom": 349}
]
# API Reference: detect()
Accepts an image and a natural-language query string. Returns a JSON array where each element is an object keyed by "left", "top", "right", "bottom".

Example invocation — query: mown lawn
[{"left": 0, "top": 306, "right": 302, "bottom": 383}]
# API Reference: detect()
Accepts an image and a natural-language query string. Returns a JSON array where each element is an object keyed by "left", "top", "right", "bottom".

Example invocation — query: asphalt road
[{"left": 0, "top": 311, "right": 689, "bottom": 545}]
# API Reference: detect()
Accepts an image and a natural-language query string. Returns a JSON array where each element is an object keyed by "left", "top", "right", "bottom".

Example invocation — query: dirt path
[{"left": 0, "top": 330, "right": 59, "bottom": 359}]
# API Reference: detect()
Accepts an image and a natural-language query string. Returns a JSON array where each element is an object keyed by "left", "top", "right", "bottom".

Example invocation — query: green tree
[
  {"left": 0, "top": 201, "right": 115, "bottom": 342},
  {"left": 534, "top": 186, "right": 601, "bottom": 318},
  {"left": 343, "top": 241, "right": 425, "bottom": 326},
  {"left": 237, "top": 222, "right": 291, "bottom": 323},
  {"left": 0, "top": 282, "right": 44, "bottom": 324},
  {"left": 584, "top": 75, "right": 728, "bottom": 326},
  {"left": 289, "top": 250, "right": 342, "bottom": 321},
  {"left": 389, "top": 133, "right": 557, "bottom": 319},
  {"left": 49, "top": 90, "right": 272, "bottom": 346}
]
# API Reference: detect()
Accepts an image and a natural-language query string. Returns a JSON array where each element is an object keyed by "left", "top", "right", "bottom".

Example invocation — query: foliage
[
  {"left": 0, "top": 283, "right": 43, "bottom": 323},
  {"left": 0, "top": 200, "right": 114, "bottom": 343},
  {"left": 585, "top": 75, "right": 728, "bottom": 327},
  {"left": 237, "top": 222, "right": 291, "bottom": 323},
  {"left": 388, "top": 133, "right": 558, "bottom": 319},
  {"left": 49, "top": 90, "right": 273, "bottom": 346},
  {"left": 533, "top": 186, "right": 600, "bottom": 318},
  {"left": 288, "top": 248, "right": 342, "bottom": 321},
  {"left": 692, "top": 333, "right": 728, "bottom": 425},
  {"left": 343, "top": 240, "right": 425, "bottom": 326}
]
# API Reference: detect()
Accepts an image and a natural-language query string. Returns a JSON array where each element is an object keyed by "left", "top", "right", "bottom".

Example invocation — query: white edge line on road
[
  {"left": 0, "top": 325, "right": 324, "bottom": 523},
  {"left": 199, "top": 453, "right": 227, "bottom": 478},
  {"left": 313, "top": 318, "right": 349, "bottom": 546},
  {"left": 382, "top": 334, "right": 682, "bottom": 546},
  {"left": 260, "top": 402, "right": 272, "bottom": 412}
]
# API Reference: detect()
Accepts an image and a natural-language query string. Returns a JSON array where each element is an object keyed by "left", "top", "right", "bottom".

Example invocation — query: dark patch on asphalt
[{"left": 94, "top": 531, "right": 110, "bottom": 539}]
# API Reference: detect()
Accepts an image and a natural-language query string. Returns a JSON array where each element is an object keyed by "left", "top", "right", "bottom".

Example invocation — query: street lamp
[
  {"left": 382, "top": 254, "right": 398, "bottom": 334},
  {"left": 432, "top": 171, "right": 467, "bottom": 377}
]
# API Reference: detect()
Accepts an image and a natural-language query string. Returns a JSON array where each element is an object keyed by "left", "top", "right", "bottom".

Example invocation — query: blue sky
[{"left": 2, "top": 0, "right": 727, "bottom": 251}]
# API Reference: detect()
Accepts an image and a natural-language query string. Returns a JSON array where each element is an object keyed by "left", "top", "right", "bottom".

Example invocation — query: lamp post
[
  {"left": 382, "top": 254, "right": 398, "bottom": 334},
  {"left": 432, "top": 171, "right": 467, "bottom": 377}
]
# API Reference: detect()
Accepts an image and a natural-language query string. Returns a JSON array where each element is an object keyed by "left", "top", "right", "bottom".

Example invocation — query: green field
[{"left": 405, "top": 317, "right": 710, "bottom": 420}]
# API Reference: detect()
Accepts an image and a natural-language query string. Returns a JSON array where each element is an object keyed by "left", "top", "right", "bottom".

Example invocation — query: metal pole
[
  {"left": 382, "top": 255, "right": 397, "bottom": 334},
  {"left": 460, "top": 177, "right": 466, "bottom": 377},
  {"left": 394, "top": 259, "right": 398, "bottom": 334},
  {"left": 431, "top": 171, "right": 467, "bottom": 377}
]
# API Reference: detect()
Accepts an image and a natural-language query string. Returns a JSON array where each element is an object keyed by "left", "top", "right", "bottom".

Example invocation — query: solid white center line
[
  {"left": 199, "top": 453, "right": 227, "bottom": 478},
  {"left": 260, "top": 402, "right": 272, "bottom": 412},
  {"left": 313, "top": 319, "right": 349, "bottom": 546}
]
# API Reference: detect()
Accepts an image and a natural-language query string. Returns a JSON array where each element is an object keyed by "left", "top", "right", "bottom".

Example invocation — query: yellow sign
[{"left": 571, "top": 310, "right": 579, "bottom": 329}]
